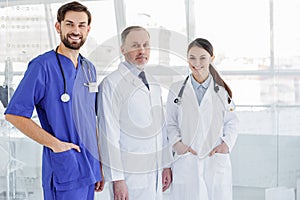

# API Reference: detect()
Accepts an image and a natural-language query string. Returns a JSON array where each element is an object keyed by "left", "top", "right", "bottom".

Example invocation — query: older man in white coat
[{"left": 97, "top": 26, "right": 172, "bottom": 200}]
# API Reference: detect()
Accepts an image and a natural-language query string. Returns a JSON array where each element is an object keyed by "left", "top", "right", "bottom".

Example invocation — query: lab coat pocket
[
  {"left": 208, "top": 153, "right": 232, "bottom": 199},
  {"left": 51, "top": 149, "right": 80, "bottom": 184},
  {"left": 172, "top": 152, "right": 198, "bottom": 184},
  {"left": 209, "top": 153, "right": 232, "bottom": 187},
  {"left": 213, "top": 153, "right": 230, "bottom": 170}
]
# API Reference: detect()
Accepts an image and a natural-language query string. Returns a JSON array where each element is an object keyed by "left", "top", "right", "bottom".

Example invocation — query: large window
[{"left": 193, "top": 0, "right": 300, "bottom": 199}]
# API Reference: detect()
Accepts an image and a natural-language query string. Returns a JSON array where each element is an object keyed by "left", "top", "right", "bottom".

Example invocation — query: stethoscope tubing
[
  {"left": 55, "top": 46, "right": 94, "bottom": 102},
  {"left": 55, "top": 46, "right": 67, "bottom": 95},
  {"left": 173, "top": 76, "right": 189, "bottom": 104}
]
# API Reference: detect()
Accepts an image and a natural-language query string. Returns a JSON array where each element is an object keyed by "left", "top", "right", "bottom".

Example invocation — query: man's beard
[{"left": 61, "top": 33, "right": 86, "bottom": 50}]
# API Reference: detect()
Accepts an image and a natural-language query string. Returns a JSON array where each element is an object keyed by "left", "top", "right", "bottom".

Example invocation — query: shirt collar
[
  {"left": 122, "top": 61, "right": 141, "bottom": 77},
  {"left": 190, "top": 73, "right": 212, "bottom": 90}
]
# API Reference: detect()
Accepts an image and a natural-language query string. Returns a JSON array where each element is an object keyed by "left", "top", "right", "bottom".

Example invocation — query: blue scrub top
[{"left": 5, "top": 50, "right": 102, "bottom": 191}]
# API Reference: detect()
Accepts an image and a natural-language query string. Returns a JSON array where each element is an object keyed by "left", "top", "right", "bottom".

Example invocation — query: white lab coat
[
  {"left": 166, "top": 76, "right": 239, "bottom": 200},
  {"left": 97, "top": 63, "right": 166, "bottom": 200}
]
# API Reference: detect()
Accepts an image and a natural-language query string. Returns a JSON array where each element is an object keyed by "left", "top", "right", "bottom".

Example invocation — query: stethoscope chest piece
[
  {"left": 173, "top": 97, "right": 182, "bottom": 105},
  {"left": 55, "top": 46, "right": 96, "bottom": 103},
  {"left": 61, "top": 93, "right": 70, "bottom": 103}
]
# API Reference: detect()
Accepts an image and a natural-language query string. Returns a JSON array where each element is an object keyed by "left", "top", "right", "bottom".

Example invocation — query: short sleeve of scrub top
[{"left": 5, "top": 58, "right": 46, "bottom": 118}]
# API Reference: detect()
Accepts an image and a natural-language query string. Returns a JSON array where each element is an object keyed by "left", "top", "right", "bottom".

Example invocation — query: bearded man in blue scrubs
[{"left": 4, "top": 1, "right": 104, "bottom": 199}]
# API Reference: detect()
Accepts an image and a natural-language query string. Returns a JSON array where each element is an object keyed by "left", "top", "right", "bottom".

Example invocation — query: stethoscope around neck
[
  {"left": 173, "top": 75, "right": 235, "bottom": 111},
  {"left": 173, "top": 75, "right": 220, "bottom": 105},
  {"left": 55, "top": 46, "right": 93, "bottom": 103}
]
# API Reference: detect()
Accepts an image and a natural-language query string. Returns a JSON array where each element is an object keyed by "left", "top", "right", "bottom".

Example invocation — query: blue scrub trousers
[{"left": 43, "top": 184, "right": 95, "bottom": 200}]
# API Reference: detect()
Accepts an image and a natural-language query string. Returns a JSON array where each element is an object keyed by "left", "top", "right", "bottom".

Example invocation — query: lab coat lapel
[
  {"left": 180, "top": 80, "right": 200, "bottom": 147},
  {"left": 197, "top": 80, "right": 224, "bottom": 157},
  {"left": 179, "top": 79, "right": 225, "bottom": 158},
  {"left": 118, "top": 63, "right": 149, "bottom": 93}
]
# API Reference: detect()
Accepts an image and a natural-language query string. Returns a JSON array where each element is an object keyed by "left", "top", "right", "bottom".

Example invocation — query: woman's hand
[
  {"left": 209, "top": 141, "right": 229, "bottom": 156},
  {"left": 173, "top": 141, "right": 197, "bottom": 155}
]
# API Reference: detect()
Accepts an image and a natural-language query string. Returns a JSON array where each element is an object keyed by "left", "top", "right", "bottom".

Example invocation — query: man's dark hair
[{"left": 57, "top": 1, "right": 92, "bottom": 25}]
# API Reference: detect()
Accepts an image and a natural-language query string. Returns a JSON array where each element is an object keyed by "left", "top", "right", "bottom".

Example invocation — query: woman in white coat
[{"left": 166, "top": 38, "right": 239, "bottom": 200}]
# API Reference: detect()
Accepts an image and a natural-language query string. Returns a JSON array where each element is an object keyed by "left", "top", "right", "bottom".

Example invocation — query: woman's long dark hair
[{"left": 188, "top": 38, "right": 232, "bottom": 103}]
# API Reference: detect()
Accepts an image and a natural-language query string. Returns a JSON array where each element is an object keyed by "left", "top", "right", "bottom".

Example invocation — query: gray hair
[{"left": 121, "top": 26, "right": 150, "bottom": 44}]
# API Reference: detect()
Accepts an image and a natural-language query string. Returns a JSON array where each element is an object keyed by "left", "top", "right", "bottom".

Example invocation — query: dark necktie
[{"left": 138, "top": 71, "right": 150, "bottom": 90}]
